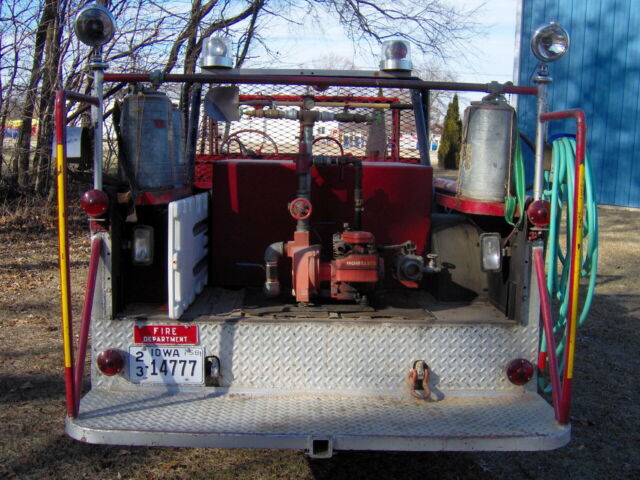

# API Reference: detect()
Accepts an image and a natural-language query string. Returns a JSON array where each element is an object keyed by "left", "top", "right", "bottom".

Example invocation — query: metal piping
[
  {"left": 296, "top": 113, "right": 315, "bottom": 232},
  {"left": 186, "top": 83, "right": 202, "bottom": 167},
  {"left": 539, "top": 108, "right": 587, "bottom": 425},
  {"left": 353, "top": 159, "right": 362, "bottom": 230},
  {"left": 411, "top": 89, "right": 430, "bottom": 166},
  {"left": 104, "top": 72, "right": 538, "bottom": 96},
  {"left": 533, "top": 247, "right": 562, "bottom": 422},
  {"left": 91, "top": 49, "right": 106, "bottom": 190},
  {"left": 74, "top": 236, "right": 102, "bottom": 413},
  {"left": 264, "top": 241, "right": 285, "bottom": 298},
  {"left": 533, "top": 67, "right": 551, "bottom": 200},
  {"left": 55, "top": 90, "right": 76, "bottom": 417},
  {"left": 55, "top": 89, "right": 99, "bottom": 418}
]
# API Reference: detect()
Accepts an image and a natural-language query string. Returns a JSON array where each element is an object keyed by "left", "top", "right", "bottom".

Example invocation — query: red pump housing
[{"left": 331, "top": 230, "right": 380, "bottom": 300}]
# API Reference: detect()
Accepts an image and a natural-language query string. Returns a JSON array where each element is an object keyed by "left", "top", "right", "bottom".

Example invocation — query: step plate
[{"left": 67, "top": 390, "right": 569, "bottom": 452}]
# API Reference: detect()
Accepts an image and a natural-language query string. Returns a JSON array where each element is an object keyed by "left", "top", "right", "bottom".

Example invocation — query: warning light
[
  {"left": 80, "top": 189, "right": 109, "bottom": 218},
  {"left": 97, "top": 349, "right": 124, "bottom": 376},
  {"left": 506, "top": 358, "right": 535, "bottom": 385},
  {"left": 528, "top": 199, "right": 551, "bottom": 227},
  {"left": 201, "top": 37, "right": 233, "bottom": 68},
  {"left": 379, "top": 39, "right": 412, "bottom": 72}
]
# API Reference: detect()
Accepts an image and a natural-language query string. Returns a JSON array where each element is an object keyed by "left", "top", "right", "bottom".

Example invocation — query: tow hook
[
  {"left": 409, "top": 360, "right": 431, "bottom": 399},
  {"left": 205, "top": 355, "right": 222, "bottom": 387}
]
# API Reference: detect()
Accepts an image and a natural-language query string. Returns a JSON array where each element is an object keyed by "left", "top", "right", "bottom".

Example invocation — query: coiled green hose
[{"left": 539, "top": 136, "right": 598, "bottom": 392}]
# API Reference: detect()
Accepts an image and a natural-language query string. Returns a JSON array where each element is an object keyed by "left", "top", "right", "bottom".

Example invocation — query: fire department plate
[{"left": 129, "top": 346, "right": 204, "bottom": 385}]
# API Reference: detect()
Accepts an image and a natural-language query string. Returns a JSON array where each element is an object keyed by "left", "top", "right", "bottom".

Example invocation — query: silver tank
[
  {"left": 121, "top": 90, "right": 187, "bottom": 190},
  {"left": 458, "top": 96, "right": 516, "bottom": 203}
]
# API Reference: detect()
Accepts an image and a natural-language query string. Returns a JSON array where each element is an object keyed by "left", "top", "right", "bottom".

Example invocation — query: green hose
[
  {"left": 504, "top": 137, "right": 526, "bottom": 227},
  {"left": 539, "top": 136, "right": 598, "bottom": 392}
]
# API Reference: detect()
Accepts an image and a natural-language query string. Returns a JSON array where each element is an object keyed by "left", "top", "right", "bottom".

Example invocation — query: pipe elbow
[
  {"left": 263, "top": 280, "right": 281, "bottom": 298},
  {"left": 264, "top": 242, "right": 284, "bottom": 298},
  {"left": 264, "top": 241, "right": 284, "bottom": 263}
]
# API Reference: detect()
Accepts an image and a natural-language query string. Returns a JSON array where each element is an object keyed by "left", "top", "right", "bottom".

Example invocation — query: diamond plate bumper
[{"left": 67, "top": 389, "right": 570, "bottom": 453}]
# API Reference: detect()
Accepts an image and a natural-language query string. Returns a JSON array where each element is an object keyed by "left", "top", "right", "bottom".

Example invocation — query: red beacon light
[
  {"left": 96, "top": 349, "right": 124, "bottom": 376},
  {"left": 506, "top": 358, "right": 535, "bottom": 385},
  {"left": 379, "top": 39, "right": 412, "bottom": 72},
  {"left": 80, "top": 189, "right": 109, "bottom": 217},
  {"left": 527, "top": 199, "right": 551, "bottom": 227}
]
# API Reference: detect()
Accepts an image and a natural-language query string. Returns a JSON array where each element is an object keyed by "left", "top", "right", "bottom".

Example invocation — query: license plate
[{"left": 129, "top": 346, "right": 204, "bottom": 384}]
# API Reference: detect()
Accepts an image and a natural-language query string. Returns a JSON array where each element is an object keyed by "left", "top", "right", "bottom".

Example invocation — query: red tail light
[
  {"left": 81, "top": 189, "right": 109, "bottom": 217},
  {"left": 506, "top": 358, "right": 534, "bottom": 385},
  {"left": 527, "top": 199, "right": 551, "bottom": 227},
  {"left": 97, "top": 349, "right": 124, "bottom": 376}
]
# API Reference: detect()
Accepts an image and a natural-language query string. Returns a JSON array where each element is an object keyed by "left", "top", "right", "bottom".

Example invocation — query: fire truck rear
[{"left": 55, "top": 6, "right": 597, "bottom": 457}]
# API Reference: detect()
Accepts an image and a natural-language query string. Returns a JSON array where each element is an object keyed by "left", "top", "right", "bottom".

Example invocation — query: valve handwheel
[
  {"left": 312, "top": 136, "right": 344, "bottom": 156},
  {"left": 289, "top": 197, "right": 312, "bottom": 220},
  {"left": 220, "top": 129, "right": 279, "bottom": 155}
]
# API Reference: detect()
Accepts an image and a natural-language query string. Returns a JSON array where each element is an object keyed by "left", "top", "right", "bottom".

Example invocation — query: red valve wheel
[
  {"left": 312, "top": 136, "right": 344, "bottom": 156},
  {"left": 220, "top": 129, "right": 279, "bottom": 156},
  {"left": 289, "top": 197, "right": 312, "bottom": 220}
]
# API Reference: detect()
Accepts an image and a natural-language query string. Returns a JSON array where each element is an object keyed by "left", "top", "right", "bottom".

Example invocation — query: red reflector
[
  {"left": 506, "top": 358, "right": 534, "bottom": 385},
  {"left": 81, "top": 189, "right": 109, "bottom": 218},
  {"left": 527, "top": 199, "right": 551, "bottom": 227},
  {"left": 97, "top": 349, "right": 124, "bottom": 376}
]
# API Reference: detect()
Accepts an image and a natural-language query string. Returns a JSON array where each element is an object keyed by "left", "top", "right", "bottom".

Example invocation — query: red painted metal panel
[
  {"left": 435, "top": 192, "right": 506, "bottom": 216},
  {"left": 136, "top": 186, "right": 193, "bottom": 205},
  {"left": 210, "top": 160, "right": 432, "bottom": 286},
  {"left": 133, "top": 325, "right": 199, "bottom": 345},
  {"left": 433, "top": 177, "right": 507, "bottom": 216}
]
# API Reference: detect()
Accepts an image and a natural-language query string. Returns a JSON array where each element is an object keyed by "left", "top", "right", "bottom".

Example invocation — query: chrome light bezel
[
  {"left": 74, "top": 4, "right": 116, "bottom": 47},
  {"left": 132, "top": 225, "right": 154, "bottom": 266},
  {"left": 479, "top": 232, "right": 502, "bottom": 272},
  {"left": 531, "top": 21, "right": 570, "bottom": 63}
]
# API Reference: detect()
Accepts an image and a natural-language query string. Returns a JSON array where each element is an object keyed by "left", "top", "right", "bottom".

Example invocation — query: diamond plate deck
[
  {"left": 67, "top": 389, "right": 569, "bottom": 452},
  {"left": 92, "top": 319, "right": 538, "bottom": 392}
]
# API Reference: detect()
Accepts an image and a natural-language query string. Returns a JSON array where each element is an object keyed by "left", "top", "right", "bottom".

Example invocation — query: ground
[{"left": 0, "top": 204, "right": 638, "bottom": 480}]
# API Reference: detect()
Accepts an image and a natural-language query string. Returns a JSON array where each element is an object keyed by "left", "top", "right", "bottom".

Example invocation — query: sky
[{"left": 256, "top": 0, "right": 520, "bottom": 106}]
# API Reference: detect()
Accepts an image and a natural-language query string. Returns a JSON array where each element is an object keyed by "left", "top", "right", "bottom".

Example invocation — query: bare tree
[
  {"left": 10, "top": 0, "right": 57, "bottom": 189},
  {"left": 310, "top": 53, "right": 356, "bottom": 70},
  {"left": 413, "top": 60, "right": 457, "bottom": 127},
  {"left": 0, "top": 1, "right": 40, "bottom": 179},
  {"left": 0, "top": 0, "right": 479, "bottom": 198},
  {"left": 298, "top": 0, "right": 480, "bottom": 58}
]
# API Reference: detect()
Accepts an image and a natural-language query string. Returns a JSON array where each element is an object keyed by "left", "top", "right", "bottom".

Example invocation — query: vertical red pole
[
  {"left": 392, "top": 108, "right": 400, "bottom": 162},
  {"left": 560, "top": 111, "right": 586, "bottom": 424},
  {"left": 74, "top": 236, "right": 102, "bottom": 413},
  {"left": 534, "top": 248, "right": 562, "bottom": 422},
  {"left": 55, "top": 90, "right": 76, "bottom": 417},
  {"left": 539, "top": 109, "right": 587, "bottom": 425}
]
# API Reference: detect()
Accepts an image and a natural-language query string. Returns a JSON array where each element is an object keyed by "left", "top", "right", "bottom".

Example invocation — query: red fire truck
[{"left": 55, "top": 6, "right": 597, "bottom": 457}]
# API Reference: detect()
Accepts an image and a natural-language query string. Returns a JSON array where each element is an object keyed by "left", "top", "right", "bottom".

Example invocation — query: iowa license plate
[{"left": 129, "top": 346, "right": 204, "bottom": 384}]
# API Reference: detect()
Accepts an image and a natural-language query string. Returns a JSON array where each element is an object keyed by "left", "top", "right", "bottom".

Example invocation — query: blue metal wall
[{"left": 518, "top": 0, "right": 640, "bottom": 207}]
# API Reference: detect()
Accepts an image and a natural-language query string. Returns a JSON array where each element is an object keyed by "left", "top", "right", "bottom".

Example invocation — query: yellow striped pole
[{"left": 55, "top": 91, "right": 76, "bottom": 417}]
